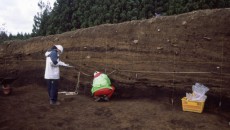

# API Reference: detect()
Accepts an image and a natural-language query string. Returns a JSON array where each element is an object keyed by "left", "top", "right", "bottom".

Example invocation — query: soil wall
[{"left": 0, "top": 8, "right": 230, "bottom": 99}]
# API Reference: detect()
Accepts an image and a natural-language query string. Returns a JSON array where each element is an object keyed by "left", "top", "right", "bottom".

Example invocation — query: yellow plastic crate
[{"left": 181, "top": 97, "right": 205, "bottom": 113}]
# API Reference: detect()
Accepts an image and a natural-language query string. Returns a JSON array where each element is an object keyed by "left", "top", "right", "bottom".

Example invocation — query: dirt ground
[
  {"left": 0, "top": 8, "right": 230, "bottom": 130},
  {"left": 0, "top": 84, "right": 229, "bottom": 130}
]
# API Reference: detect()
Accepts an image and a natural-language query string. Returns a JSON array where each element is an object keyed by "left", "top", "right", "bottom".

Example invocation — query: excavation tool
[{"left": 58, "top": 66, "right": 79, "bottom": 95}]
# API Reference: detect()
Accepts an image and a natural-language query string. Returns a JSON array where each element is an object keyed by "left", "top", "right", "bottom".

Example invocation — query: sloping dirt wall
[{"left": 0, "top": 8, "right": 230, "bottom": 99}]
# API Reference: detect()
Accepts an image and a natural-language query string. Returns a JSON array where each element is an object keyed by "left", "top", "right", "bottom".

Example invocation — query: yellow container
[{"left": 181, "top": 97, "right": 205, "bottom": 113}]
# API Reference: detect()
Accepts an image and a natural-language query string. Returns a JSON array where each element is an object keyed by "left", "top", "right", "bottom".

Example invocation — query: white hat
[
  {"left": 94, "top": 71, "right": 103, "bottom": 78},
  {"left": 94, "top": 71, "right": 100, "bottom": 76},
  {"left": 55, "top": 45, "right": 63, "bottom": 53}
]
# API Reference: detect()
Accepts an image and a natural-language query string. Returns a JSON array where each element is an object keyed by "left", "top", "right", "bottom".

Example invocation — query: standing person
[
  {"left": 91, "top": 71, "right": 115, "bottom": 102},
  {"left": 44, "top": 45, "right": 72, "bottom": 105}
]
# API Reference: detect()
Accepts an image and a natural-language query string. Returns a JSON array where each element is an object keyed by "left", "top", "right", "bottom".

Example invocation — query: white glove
[
  {"left": 58, "top": 61, "right": 74, "bottom": 68},
  {"left": 65, "top": 64, "right": 74, "bottom": 68},
  {"left": 67, "top": 65, "right": 74, "bottom": 68},
  {"left": 58, "top": 61, "right": 69, "bottom": 67}
]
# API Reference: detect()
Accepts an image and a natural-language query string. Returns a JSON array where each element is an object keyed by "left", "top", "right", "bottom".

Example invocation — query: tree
[
  {"left": 30, "top": 0, "right": 230, "bottom": 37},
  {"left": 32, "top": 0, "right": 51, "bottom": 36},
  {"left": 0, "top": 31, "right": 8, "bottom": 43},
  {"left": 0, "top": 23, "right": 8, "bottom": 43}
]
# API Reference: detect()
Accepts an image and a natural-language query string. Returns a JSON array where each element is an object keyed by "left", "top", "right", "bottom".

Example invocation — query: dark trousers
[{"left": 46, "top": 79, "right": 59, "bottom": 103}]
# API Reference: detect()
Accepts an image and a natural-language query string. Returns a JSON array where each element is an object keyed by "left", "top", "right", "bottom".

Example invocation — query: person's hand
[
  {"left": 64, "top": 63, "right": 74, "bottom": 67},
  {"left": 66, "top": 64, "right": 74, "bottom": 68}
]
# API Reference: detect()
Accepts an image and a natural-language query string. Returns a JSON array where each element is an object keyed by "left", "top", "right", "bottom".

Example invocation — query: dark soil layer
[{"left": 0, "top": 85, "right": 229, "bottom": 130}]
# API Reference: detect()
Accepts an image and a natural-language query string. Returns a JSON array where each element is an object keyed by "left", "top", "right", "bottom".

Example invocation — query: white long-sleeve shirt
[{"left": 44, "top": 50, "right": 68, "bottom": 79}]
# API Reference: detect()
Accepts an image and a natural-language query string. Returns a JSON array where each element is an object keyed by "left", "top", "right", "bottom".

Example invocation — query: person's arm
[
  {"left": 105, "top": 75, "right": 111, "bottom": 85},
  {"left": 50, "top": 50, "right": 70, "bottom": 67},
  {"left": 50, "top": 50, "right": 58, "bottom": 65}
]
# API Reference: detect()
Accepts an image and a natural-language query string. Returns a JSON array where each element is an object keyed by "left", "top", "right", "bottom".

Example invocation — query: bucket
[{"left": 2, "top": 84, "right": 12, "bottom": 95}]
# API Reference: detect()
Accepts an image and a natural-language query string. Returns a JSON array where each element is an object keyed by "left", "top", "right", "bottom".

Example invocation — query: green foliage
[
  {"left": 0, "top": 32, "right": 31, "bottom": 43},
  {"left": 0, "top": 31, "right": 8, "bottom": 44},
  {"left": 0, "top": 24, "right": 31, "bottom": 43},
  {"left": 32, "top": 1, "right": 52, "bottom": 36},
  {"left": 31, "top": 0, "right": 230, "bottom": 37}
]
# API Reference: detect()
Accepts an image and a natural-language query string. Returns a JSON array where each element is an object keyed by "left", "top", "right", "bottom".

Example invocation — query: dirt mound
[{"left": 0, "top": 8, "right": 230, "bottom": 130}]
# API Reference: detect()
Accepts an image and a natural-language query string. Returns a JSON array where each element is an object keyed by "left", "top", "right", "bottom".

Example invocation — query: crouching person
[{"left": 91, "top": 71, "right": 115, "bottom": 102}]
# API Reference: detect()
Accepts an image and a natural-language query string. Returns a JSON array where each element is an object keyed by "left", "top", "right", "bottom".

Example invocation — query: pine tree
[
  {"left": 31, "top": 0, "right": 230, "bottom": 36},
  {"left": 32, "top": 1, "right": 51, "bottom": 36}
]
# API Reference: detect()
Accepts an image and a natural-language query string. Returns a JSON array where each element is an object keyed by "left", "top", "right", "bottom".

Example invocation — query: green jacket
[{"left": 91, "top": 73, "right": 111, "bottom": 94}]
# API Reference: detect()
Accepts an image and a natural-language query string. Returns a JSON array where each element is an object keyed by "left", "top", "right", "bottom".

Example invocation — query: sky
[{"left": 0, "top": 0, "right": 56, "bottom": 35}]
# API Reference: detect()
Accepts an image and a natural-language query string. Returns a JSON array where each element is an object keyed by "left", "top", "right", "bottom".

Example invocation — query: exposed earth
[{"left": 0, "top": 9, "right": 230, "bottom": 129}]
